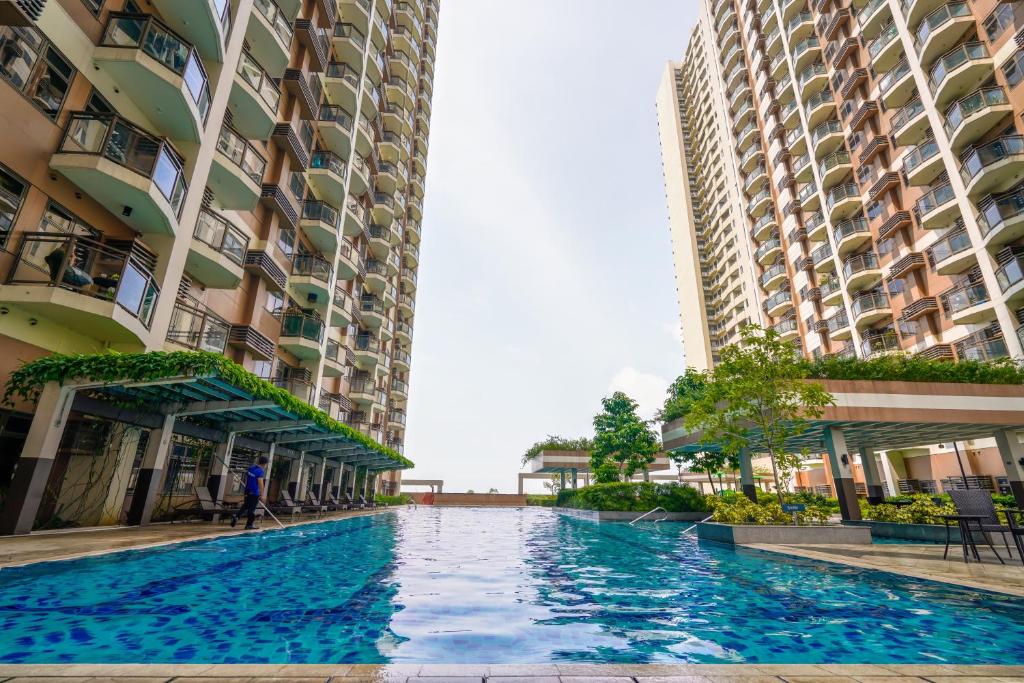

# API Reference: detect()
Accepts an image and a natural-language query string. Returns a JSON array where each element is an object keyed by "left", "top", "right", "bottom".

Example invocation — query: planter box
[
  {"left": 553, "top": 507, "right": 708, "bottom": 522},
  {"left": 846, "top": 519, "right": 959, "bottom": 543},
  {"left": 696, "top": 521, "right": 872, "bottom": 545}
]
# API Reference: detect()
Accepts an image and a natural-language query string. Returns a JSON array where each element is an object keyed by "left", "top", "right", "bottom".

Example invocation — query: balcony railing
[
  {"left": 867, "top": 20, "right": 898, "bottom": 59},
  {"left": 811, "top": 242, "right": 833, "bottom": 265},
  {"left": 167, "top": 298, "right": 230, "bottom": 353},
  {"left": 843, "top": 251, "right": 879, "bottom": 279},
  {"left": 811, "top": 119, "right": 842, "bottom": 146},
  {"left": 891, "top": 98, "right": 925, "bottom": 136},
  {"left": 977, "top": 186, "right": 1024, "bottom": 238},
  {"left": 334, "top": 21, "right": 366, "bottom": 49},
  {"left": 280, "top": 310, "right": 325, "bottom": 342},
  {"left": 320, "top": 103, "right": 354, "bottom": 131},
  {"left": 272, "top": 377, "right": 315, "bottom": 405},
  {"left": 944, "top": 87, "right": 1008, "bottom": 139},
  {"left": 826, "top": 310, "right": 850, "bottom": 333},
  {"left": 851, "top": 290, "right": 890, "bottom": 318},
  {"left": 58, "top": 113, "right": 188, "bottom": 218},
  {"left": 5, "top": 232, "right": 160, "bottom": 328},
  {"left": 292, "top": 254, "right": 333, "bottom": 282},
  {"left": 755, "top": 238, "right": 781, "bottom": 261},
  {"left": 833, "top": 216, "right": 869, "bottom": 243},
  {"left": 302, "top": 199, "right": 340, "bottom": 227},
  {"left": 237, "top": 50, "right": 280, "bottom": 112},
  {"left": 253, "top": 0, "right": 294, "bottom": 43},
  {"left": 995, "top": 254, "right": 1024, "bottom": 292},
  {"left": 926, "top": 228, "right": 971, "bottom": 268},
  {"left": 960, "top": 135, "right": 1024, "bottom": 186},
  {"left": 902, "top": 138, "right": 940, "bottom": 175},
  {"left": 861, "top": 331, "right": 900, "bottom": 357},
  {"left": 101, "top": 13, "right": 211, "bottom": 121},
  {"left": 360, "top": 293, "right": 386, "bottom": 315},
  {"left": 310, "top": 149, "right": 347, "bottom": 177},
  {"left": 216, "top": 124, "right": 267, "bottom": 184},
  {"left": 915, "top": 182, "right": 955, "bottom": 216},
  {"left": 929, "top": 42, "right": 989, "bottom": 95},
  {"left": 355, "top": 334, "right": 380, "bottom": 353},
  {"left": 878, "top": 59, "right": 910, "bottom": 96},
  {"left": 914, "top": 2, "right": 970, "bottom": 50},
  {"left": 826, "top": 183, "right": 860, "bottom": 209},
  {"left": 765, "top": 289, "right": 792, "bottom": 310},
  {"left": 940, "top": 282, "right": 990, "bottom": 314},
  {"left": 194, "top": 208, "right": 249, "bottom": 265}
]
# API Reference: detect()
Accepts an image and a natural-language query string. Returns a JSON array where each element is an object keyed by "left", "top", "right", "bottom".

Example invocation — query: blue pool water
[{"left": 1, "top": 507, "right": 1023, "bottom": 664}]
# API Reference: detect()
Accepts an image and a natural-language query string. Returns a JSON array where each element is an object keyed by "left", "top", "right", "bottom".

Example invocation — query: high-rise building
[
  {"left": 658, "top": 0, "right": 1024, "bottom": 496},
  {"left": 0, "top": 0, "right": 436, "bottom": 526},
  {"left": 659, "top": 0, "right": 1024, "bottom": 368}
]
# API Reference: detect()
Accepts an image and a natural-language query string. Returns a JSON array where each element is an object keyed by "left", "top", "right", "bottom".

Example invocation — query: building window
[
  {"left": 289, "top": 171, "right": 306, "bottom": 203},
  {"left": 266, "top": 290, "right": 283, "bottom": 317},
  {"left": 0, "top": 164, "right": 27, "bottom": 248},
  {"left": 1002, "top": 49, "right": 1024, "bottom": 86},
  {"left": 0, "top": 27, "right": 75, "bottom": 120},
  {"left": 276, "top": 227, "right": 295, "bottom": 259},
  {"left": 80, "top": 0, "right": 104, "bottom": 15},
  {"left": 984, "top": 2, "right": 1020, "bottom": 41},
  {"left": 84, "top": 88, "right": 113, "bottom": 114},
  {"left": 40, "top": 201, "right": 100, "bottom": 238}
]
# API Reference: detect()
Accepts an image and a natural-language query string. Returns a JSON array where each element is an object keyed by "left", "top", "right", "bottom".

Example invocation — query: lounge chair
[
  {"left": 280, "top": 490, "right": 325, "bottom": 515},
  {"left": 949, "top": 489, "right": 1015, "bottom": 558},
  {"left": 327, "top": 492, "right": 352, "bottom": 510},
  {"left": 308, "top": 492, "right": 338, "bottom": 512},
  {"left": 340, "top": 492, "right": 362, "bottom": 509},
  {"left": 359, "top": 494, "right": 376, "bottom": 509},
  {"left": 170, "top": 486, "right": 245, "bottom": 522}
]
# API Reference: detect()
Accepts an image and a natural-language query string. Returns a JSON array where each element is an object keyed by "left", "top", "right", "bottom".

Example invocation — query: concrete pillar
[
  {"left": 331, "top": 460, "right": 344, "bottom": 498},
  {"left": 205, "top": 431, "right": 236, "bottom": 506},
  {"left": 263, "top": 442, "right": 276, "bottom": 502},
  {"left": 859, "top": 446, "right": 885, "bottom": 505},
  {"left": 365, "top": 470, "right": 375, "bottom": 500},
  {"left": 559, "top": 470, "right": 566, "bottom": 491},
  {"left": 518, "top": 473, "right": 525, "bottom": 495},
  {"left": 824, "top": 426, "right": 861, "bottom": 521},
  {"left": 994, "top": 429, "right": 1024, "bottom": 508},
  {"left": 0, "top": 383, "right": 77, "bottom": 535},
  {"left": 571, "top": 468, "right": 578, "bottom": 489},
  {"left": 313, "top": 458, "right": 327, "bottom": 499},
  {"left": 287, "top": 451, "right": 305, "bottom": 500},
  {"left": 125, "top": 414, "right": 177, "bottom": 525},
  {"left": 350, "top": 464, "right": 361, "bottom": 501},
  {"left": 879, "top": 451, "right": 898, "bottom": 497},
  {"left": 738, "top": 449, "right": 757, "bottom": 502}
]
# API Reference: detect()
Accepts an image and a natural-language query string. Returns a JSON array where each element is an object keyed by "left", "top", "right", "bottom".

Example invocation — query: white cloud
[{"left": 607, "top": 366, "right": 670, "bottom": 421}]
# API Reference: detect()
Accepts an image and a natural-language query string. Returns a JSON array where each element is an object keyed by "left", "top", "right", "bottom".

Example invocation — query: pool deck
[
  {"left": 0, "top": 663, "right": 1020, "bottom": 682},
  {"left": 746, "top": 543, "right": 1024, "bottom": 597},
  {"left": 0, "top": 508, "right": 391, "bottom": 568}
]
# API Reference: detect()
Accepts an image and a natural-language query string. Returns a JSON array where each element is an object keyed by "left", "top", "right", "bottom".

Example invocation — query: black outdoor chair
[
  {"left": 1002, "top": 508, "right": 1024, "bottom": 566},
  {"left": 949, "top": 489, "right": 1015, "bottom": 559}
]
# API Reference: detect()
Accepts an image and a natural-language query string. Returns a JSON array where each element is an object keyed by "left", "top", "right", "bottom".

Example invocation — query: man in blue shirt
[{"left": 231, "top": 455, "right": 268, "bottom": 530}]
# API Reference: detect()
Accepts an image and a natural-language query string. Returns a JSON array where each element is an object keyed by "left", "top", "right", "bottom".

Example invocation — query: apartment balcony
[
  {"left": 721, "top": 43, "right": 743, "bottom": 73},
  {"left": 229, "top": 51, "right": 280, "bottom": 140},
  {"left": 902, "top": 138, "right": 943, "bottom": 186},
  {"left": 349, "top": 153, "right": 371, "bottom": 195},
  {"left": 904, "top": 0, "right": 949, "bottom": 26},
  {"left": 349, "top": 376, "right": 385, "bottom": 409},
  {"left": 805, "top": 211, "right": 828, "bottom": 242},
  {"left": 243, "top": 250, "right": 287, "bottom": 292},
  {"left": 733, "top": 101, "right": 755, "bottom": 129},
  {"left": 944, "top": 87, "right": 1012, "bottom": 153},
  {"left": 400, "top": 267, "right": 418, "bottom": 292},
  {"left": 751, "top": 213, "right": 778, "bottom": 241},
  {"left": 978, "top": 186, "right": 1024, "bottom": 248},
  {"left": 902, "top": 294, "right": 940, "bottom": 321},
  {"left": 826, "top": 310, "right": 852, "bottom": 341},
  {"left": 306, "top": 150, "right": 347, "bottom": 206},
  {"left": 793, "top": 154, "right": 813, "bottom": 183},
  {"left": 760, "top": 263, "right": 788, "bottom": 291},
  {"left": 861, "top": 331, "right": 901, "bottom": 358},
  {"left": 820, "top": 276, "right": 844, "bottom": 306},
  {"left": 317, "top": 104, "right": 354, "bottom": 160},
  {"left": 764, "top": 289, "right": 794, "bottom": 317},
  {"left": 826, "top": 183, "right": 862, "bottom": 222},
  {"left": 279, "top": 310, "right": 325, "bottom": 359},
  {"left": 248, "top": 0, "right": 292, "bottom": 78},
  {"left": 148, "top": 0, "right": 229, "bottom": 61},
  {"left": 858, "top": 0, "right": 891, "bottom": 38},
  {"left": 833, "top": 216, "right": 871, "bottom": 257},
  {"left": 388, "top": 408, "right": 407, "bottom": 429},
  {"left": 398, "top": 292, "right": 416, "bottom": 316},
  {"left": 818, "top": 150, "right": 851, "bottom": 189},
  {"left": 341, "top": 0, "right": 371, "bottom": 33},
  {"left": 96, "top": 13, "right": 210, "bottom": 142},
  {"left": 781, "top": 0, "right": 802, "bottom": 20},
  {"left": 957, "top": 336, "right": 1010, "bottom": 362},
  {"left": 792, "top": 36, "right": 821, "bottom": 73},
  {"left": 376, "top": 160, "right": 404, "bottom": 195},
  {"left": 322, "top": 339, "right": 346, "bottom": 377},
  {"left": 210, "top": 125, "right": 266, "bottom": 210},
  {"left": 332, "top": 22, "right": 366, "bottom": 68},
  {"left": 354, "top": 334, "right": 382, "bottom": 373},
  {"left": 929, "top": 42, "right": 993, "bottom": 106},
  {"left": 812, "top": 243, "right": 835, "bottom": 273},
  {"left": 878, "top": 59, "right": 914, "bottom": 108},
  {"left": 360, "top": 293, "right": 388, "bottom": 329},
  {"left": 395, "top": 319, "right": 413, "bottom": 344},
  {"left": 798, "top": 63, "right": 828, "bottom": 102},
  {"left": 787, "top": 11, "right": 814, "bottom": 47},
  {"left": 324, "top": 62, "right": 360, "bottom": 111},
  {"left": 166, "top": 298, "right": 230, "bottom": 354},
  {"left": 404, "top": 240, "right": 420, "bottom": 268},
  {"left": 739, "top": 146, "right": 764, "bottom": 173},
  {"left": 804, "top": 89, "right": 836, "bottom": 128},
  {"left": 386, "top": 76, "right": 416, "bottom": 111},
  {"left": 960, "top": 135, "right": 1024, "bottom": 197},
  {"left": 781, "top": 99, "right": 801, "bottom": 130},
  {"left": 866, "top": 21, "right": 900, "bottom": 71},
  {"left": 51, "top": 113, "right": 186, "bottom": 236},
  {"left": 393, "top": 346, "right": 411, "bottom": 371},
  {"left": 300, "top": 200, "right": 341, "bottom": 255},
  {"left": 364, "top": 259, "right": 389, "bottom": 294},
  {"left": 841, "top": 67, "right": 869, "bottom": 101},
  {"left": 1, "top": 232, "right": 159, "bottom": 346},
  {"left": 851, "top": 291, "right": 892, "bottom": 329},
  {"left": 380, "top": 130, "right": 411, "bottom": 166},
  {"left": 744, "top": 165, "right": 769, "bottom": 194},
  {"left": 331, "top": 286, "right": 353, "bottom": 328},
  {"left": 747, "top": 189, "right": 772, "bottom": 218},
  {"left": 798, "top": 181, "right": 820, "bottom": 212},
  {"left": 737, "top": 122, "right": 759, "bottom": 150},
  {"left": 927, "top": 227, "right": 975, "bottom": 275},
  {"left": 914, "top": 2, "right": 973, "bottom": 65},
  {"left": 843, "top": 251, "right": 882, "bottom": 293},
  {"left": 915, "top": 183, "right": 959, "bottom": 228},
  {"left": 372, "top": 191, "right": 396, "bottom": 225},
  {"left": 940, "top": 282, "right": 995, "bottom": 325},
  {"left": 188, "top": 208, "right": 249, "bottom": 288},
  {"left": 996, "top": 251, "right": 1024, "bottom": 304},
  {"left": 290, "top": 254, "right": 333, "bottom": 306},
  {"left": 891, "top": 99, "right": 929, "bottom": 147}
]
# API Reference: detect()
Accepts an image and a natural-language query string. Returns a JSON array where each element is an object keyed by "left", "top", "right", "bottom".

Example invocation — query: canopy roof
[
  {"left": 527, "top": 449, "right": 672, "bottom": 473},
  {"left": 662, "top": 378, "right": 1024, "bottom": 455},
  {"left": 4, "top": 351, "right": 412, "bottom": 471}
]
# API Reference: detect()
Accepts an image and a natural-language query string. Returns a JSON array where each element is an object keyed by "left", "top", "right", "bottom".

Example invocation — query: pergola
[
  {"left": 517, "top": 450, "right": 676, "bottom": 494},
  {"left": 0, "top": 362, "right": 410, "bottom": 535},
  {"left": 662, "top": 378, "right": 1024, "bottom": 521}
]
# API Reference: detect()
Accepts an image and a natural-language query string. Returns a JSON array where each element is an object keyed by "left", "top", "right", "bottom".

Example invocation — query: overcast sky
[{"left": 404, "top": 1, "right": 699, "bottom": 493}]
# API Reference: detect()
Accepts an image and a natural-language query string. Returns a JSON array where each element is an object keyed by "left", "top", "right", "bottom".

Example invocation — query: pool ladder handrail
[
  {"left": 630, "top": 506, "right": 667, "bottom": 526},
  {"left": 682, "top": 514, "right": 715, "bottom": 535}
]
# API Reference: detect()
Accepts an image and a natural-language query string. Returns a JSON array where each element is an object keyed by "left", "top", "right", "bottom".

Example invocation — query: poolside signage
[{"left": 781, "top": 504, "right": 806, "bottom": 512}]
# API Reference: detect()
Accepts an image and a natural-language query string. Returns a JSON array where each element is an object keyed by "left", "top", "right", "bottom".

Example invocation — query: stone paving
[{"left": 0, "top": 663, "right": 1021, "bottom": 682}]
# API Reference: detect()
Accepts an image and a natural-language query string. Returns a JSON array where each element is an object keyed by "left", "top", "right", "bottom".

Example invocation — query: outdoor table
[{"left": 941, "top": 514, "right": 1005, "bottom": 565}]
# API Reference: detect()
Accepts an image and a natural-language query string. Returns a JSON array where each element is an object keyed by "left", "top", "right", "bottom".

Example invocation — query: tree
[
  {"left": 659, "top": 367, "right": 710, "bottom": 423},
  {"left": 684, "top": 324, "right": 834, "bottom": 505},
  {"left": 487, "top": 487, "right": 499, "bottom": 494},
  {"left": 591, "top": 392, "right": 661, "bottom": 482}
]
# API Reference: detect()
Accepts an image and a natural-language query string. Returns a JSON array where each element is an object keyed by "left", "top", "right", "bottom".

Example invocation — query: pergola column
[
  {"left": 126, "top": 413, "right": 177, "bottom": 526},
  {"left": 0, "top": 382, "right": 76, "bottom": 535},
  {"left": 738, "top": 448, "right": 757, "bottom": 502},
  {"left": 824, "top": 427, "right": 861, "bottom": 521},
  {"left": 287, "top": 451, "right": 306, "bottom": 499},
  {"left": 206, "top": 431, "right": 236, "bottom": 506},
  {"left": 331, "top": 460, "right": 345, "bottom": 498},
  {"left": 559, "top": 470, "right": 566, "bottom": 491},
  {"left": 859, "top": 446, "right": 885, "bottom": 505},
  {"left": 518, "top": 473, "right": 525, "bottom": 495},
  {"left": 313, "top": 458, "right": 327, "bottom": 499},
  {"left": 994, "top": 429, "right": 1024, "bottom": 508},
  {"left": 571, "top": 467, "right": 578, "bottom": 489},
  {"left": 350, "top": 464, "right": 361, "bottom": 501},
  {"left": 263, "top": 442, "right": 276, "bottom": 502},
  {"left": 879, "top": 451, "right": 898, "bottom": 497}
]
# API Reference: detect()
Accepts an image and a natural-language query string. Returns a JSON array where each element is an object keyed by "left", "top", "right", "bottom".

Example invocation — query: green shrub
[
  {"left": 555, "top": 482, "right": 707, "bottom": 512},
  {"left": 375, "top": 494, "right": 413, "bottom": 506},
  {"left": 861, "top": 494, "right": 954, "bottom": 525},
  {"left": 707, "top": 493, "right": 833, "bottom": 525},
  {"left": 525, "top": 495, "right": 556, "bottom": 507}
]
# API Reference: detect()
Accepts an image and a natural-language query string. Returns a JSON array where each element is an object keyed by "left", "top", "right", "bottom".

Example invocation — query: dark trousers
[{"left": 239, "top": 493, "right": 259, "bottom": 528}]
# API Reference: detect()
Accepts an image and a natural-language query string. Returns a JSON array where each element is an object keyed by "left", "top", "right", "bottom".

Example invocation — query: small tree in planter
[
  {"left": 591, "top": 392, "right": 660, "bottom": 482},
  {"left": 685, "top": 324, "right": 834, "bottom": 506}
]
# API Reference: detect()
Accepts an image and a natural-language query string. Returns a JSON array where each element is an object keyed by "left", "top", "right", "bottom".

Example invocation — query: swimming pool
[{"left": 1, "top": 507, "right": 1022, "bottom": 664}]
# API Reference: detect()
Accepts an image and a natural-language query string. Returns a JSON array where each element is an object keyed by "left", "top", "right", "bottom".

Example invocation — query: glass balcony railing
[
  {"left": 797, "top": 182, "right": 819, "bottom": 204},
  {"left": 747, "top": 189, "right": 771, "bottom": 213},
  {"left": 929, "top": 42, "right": 989, "bottom": 94},
  {"left": 253, "top": 0, "right": 293, "bottom": 44},
  {"left": 820, "top": 276, "right": 842, "bottom": 297},
  {"left": 310, "top": 149, "right": 347, "bottom": 177},
  {"left": 5, "top": 232, "right": 160, "bottom": 328},
  {"left": 819, "top": 150, "right": 850, "bottom": 176},
  {"left": 325, "top": 61, "right": 360, "bottom": 87},
  {"left": 374, "top": 192, "right": 395, "bottom": 209},
  {"left": 58, "top": 112, "right": 188, "bottom": 218},
  {"left": 787, "top": 11, "right": 813, "bottom": 36},
  {"left": 843, "top": 251, "right": 879, "bottom": 279},
  {"left": 236, "top": 50, "right": 280, "bottom": 111},
  {"left": 355, "top": 334, "right": 380, "bottom": 354},
  {"left": 891, "top": 99, "right": 925, "bottom": 137},
  {"left": 812, "top": 243, "right": 834, "bottom": 265},
  {"left": 334, "top": 22, "right": 366, "bottom": 49},
  {"left": 760, "top": 263, "right": 787, "bottom": 287},
  {"left": 101, "top": 13, "right": 211, "bottom": 121},
  {"left": 194, "top": 208, "right": 248, "bottom": 265},
  {"left": 902, "top": 138, "right": 940, "bottom": 174},
  {"left": 805, "top": 211, "right": 825, "bottom": 232},
  {"left": 977, "top": 186, "right": 1024, "bottom": 238},
  {"left": 958, "top": 337, "right": 1009, "bottom": 361},
  {"left": 927, "top": 228, "right": 971, "bottom": 268},
  {"left": 867, "top": 21, "right": 898, "bottom": 59},
  {"left": 915, "top": 2, "right": 970, "bottom": 50},
  {"left": 751, "top": 213, "right": 776, "bottom": 235},
  {"left": 851, "top": 290, "right": 889, "bottom": 318},
  {"left": 319, "top": 103, "right": 354, "bottom": 131},
  {"left": 361, "top": 294, "right": 386, "bottom": 315},
  {"left": 792, "top": 36, "right": 819, "bottom": 59},
  {"left": 292, "top": 254, "right": 333, "bottom": 282},
  {"left": 833, "top": 216, "right": 869, "bottom": 243},
  {"left": 916, "top": 182, "right": 955, "bottom": 215},
  {"left": 280, "top": 311, "right": 325, "bottom": 342},
  {"left": 216, "top": 125, "right": 267, "bottom": 184},
  {"left": 302, "top": 199, "right": 340, "bottom": 227},
  {"left": 805, "top": 88, "right": 833, "bottom": 114},
  {"left": 858, "top": 0, "right": 887, "bottom": 26},
  {"left": 944, "top": 87, "right": 1008, "bottom": 139},
  {"left": 861, "top": 331, "right": 899, "bottom": 357},
  {"left": 765, "top": 289, "right": 792, "bottom": 310},
  {"left": 960, "top": 135, "right": 1024, "bottom": 186},
  {"left": 996, "top": 254, "right": 1024, "bottom": 292},
  {"left": 827, "top": 183, "right": 860, "bottom": 209},
  {"left": 940, "top": 282, "right": 990, "bottom": 314},
  {"left": 798, "top": 62, "right": 826, "bottom": 89},
  {"left": 167, "top": 299, "right": 230, "bottom": 353},
  {"left": 826, "top": 310, "right": 850, "bottom": 333},
  {"left": 878, "top": 59, "right": 910, "bottom": 96}
]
